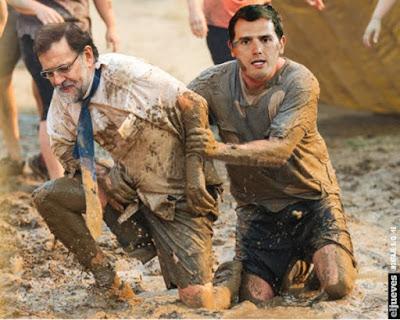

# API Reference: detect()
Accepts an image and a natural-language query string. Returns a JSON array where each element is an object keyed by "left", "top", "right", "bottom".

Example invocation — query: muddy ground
[{"left": 0, "top": 0, "right": 399, "bottom": 318}]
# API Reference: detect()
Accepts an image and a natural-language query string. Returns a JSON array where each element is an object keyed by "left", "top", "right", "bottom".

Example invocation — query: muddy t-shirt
[
  {"left": 17, "top": 0, "right": 90, "bottom": 38},
  {"left": 189, "top": 59, "right": 341, "bottom": 212},
  {"left": 47, "top": 53, "right": 220, "bottom": 220}
]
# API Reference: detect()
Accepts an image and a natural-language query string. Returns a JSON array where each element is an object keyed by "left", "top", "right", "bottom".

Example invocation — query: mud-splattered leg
[
  {"left": 313, "top": 244, "right": 357, "bottom": 299},
  {"left": 239, "top": 272, "right": 275, "bottom": 304},
  {"left": 32, "top": 177, "right": 138, "bottom": 301}
]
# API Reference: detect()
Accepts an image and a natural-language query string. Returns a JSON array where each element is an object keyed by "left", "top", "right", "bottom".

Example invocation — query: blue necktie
[{"left": 74, "top": 68, "right": 103, "bottom": 239}]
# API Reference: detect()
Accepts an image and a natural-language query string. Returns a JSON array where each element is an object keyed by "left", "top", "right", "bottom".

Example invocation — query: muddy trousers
[{"left": 32, "top": 176, "right": 155, "bottom": 286}]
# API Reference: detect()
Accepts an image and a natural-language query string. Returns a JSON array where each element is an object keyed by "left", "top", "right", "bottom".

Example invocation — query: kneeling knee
[
  {"left": 178, "top": 284, "right": 231, "bottom": 310},
  {"left": 239, "top": 273, "right": 275, "bottom": 304},
  {"left": 32, "top": 180, "right": 55, "bottom": 212},
  {"left": 325, "top": 270, "right": 356, "bottom": 300}
]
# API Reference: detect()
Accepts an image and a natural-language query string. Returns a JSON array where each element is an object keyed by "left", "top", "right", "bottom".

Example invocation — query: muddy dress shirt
[{"left": 47, "top": 53, "right": 221, "bottom": 220}]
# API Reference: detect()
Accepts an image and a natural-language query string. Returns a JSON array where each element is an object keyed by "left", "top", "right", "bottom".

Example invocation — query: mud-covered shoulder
[
  {"left": 284, "top": 59, "right": 320, "bottom": 94},
  {"left": 188, "top": 61, "right": 236, "bottom": 99}
]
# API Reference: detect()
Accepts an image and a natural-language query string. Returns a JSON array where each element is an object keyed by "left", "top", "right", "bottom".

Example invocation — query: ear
[
  {"left": 228, "top": 40, "right": 236, "bottom": 58},
  {"left": 83, "top": 45, "right": 95, "bottom": 66},
  {"left": 279, "top": 35, "right": 287, "bottom": 55}
]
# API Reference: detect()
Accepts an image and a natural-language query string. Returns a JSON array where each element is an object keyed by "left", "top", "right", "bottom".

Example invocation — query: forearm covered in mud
[
  {"left": 178, "top": 90, "right": 209, "bottom": 162},
  {"left": 214, "top": 126, "right": 305, "bottom": 167},
  {"left": 177, "top": 91, "right": 212, "bottom": 206}
]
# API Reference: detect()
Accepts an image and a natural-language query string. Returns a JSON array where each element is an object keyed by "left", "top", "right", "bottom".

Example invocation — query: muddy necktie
[{"left": 74, "top": 67, "right": 103, "bottom": 240}]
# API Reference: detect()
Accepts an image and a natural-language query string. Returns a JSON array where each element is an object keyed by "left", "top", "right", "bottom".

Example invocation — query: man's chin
[
  {"left": 57, "top": 91, "right": 81, "bottom": 104},
  {"left": 60, "top": 95, "right": 80, "bottom": 104}
]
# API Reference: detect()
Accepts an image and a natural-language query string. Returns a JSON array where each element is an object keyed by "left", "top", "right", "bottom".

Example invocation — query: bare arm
[
  {"left": 186, "top": 0, "right": 208, "bottom": 38},
  {"left": 177, "top": 91, "right": 216, "bottom": 214},
  {"left": 93, "top": 0, "right": 119, "bottom": 52},
  {"left": 186, "top": 126, "right": 304, "bottom": 167},
  {"left": 7, "top": 0, "right": 64, "bottom": 23},
  {"left": 0, "top": 0, "right": 7, "bottom": 37},
  {"left": 363, "top": 0, "right": 397, "bottom": 47},
  {"left": 304, "top": 0, "right": 325, "bottom": 10}
]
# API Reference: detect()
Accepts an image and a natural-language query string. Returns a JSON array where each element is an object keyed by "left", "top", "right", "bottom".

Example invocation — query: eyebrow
[{"left": 233, "top": 34, "right": 272, "bottom": 44}]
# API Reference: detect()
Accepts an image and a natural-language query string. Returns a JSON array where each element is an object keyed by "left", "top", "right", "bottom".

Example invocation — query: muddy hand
[
  {"left": 186, "top": 128, "right": 220, "bottom": 157},
  {"left": 187, "top": 182, "right": 216, "bottom": 214},
  {"left": 185, "top": 154, "right": 216, "bottom": 214},
  {"left": 98, "top": 166, "right": 137, "bottom": 212}
]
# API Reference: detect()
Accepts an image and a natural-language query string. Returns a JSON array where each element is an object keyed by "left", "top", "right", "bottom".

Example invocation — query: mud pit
[
  {"left": 0, "top": 108, "right": 399, "bottom": 319},
  {"left": 1, "top": 1, "right": 399, "bottom": 318}
]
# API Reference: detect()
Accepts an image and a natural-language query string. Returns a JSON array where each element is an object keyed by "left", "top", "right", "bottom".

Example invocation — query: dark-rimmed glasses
[{"left": 40, "top": 53, "right": 81, "bottom": 79}]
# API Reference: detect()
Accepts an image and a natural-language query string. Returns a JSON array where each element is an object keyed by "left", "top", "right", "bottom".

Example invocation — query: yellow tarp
[{"left": 274, "top": 0, "right": 400, "bottom": 113}]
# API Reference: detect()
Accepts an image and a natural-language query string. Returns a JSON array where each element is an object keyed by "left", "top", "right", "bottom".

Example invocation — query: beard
[
  {"left": 55, "top": 66, "right": 93, "bottom": 105},
  {"left": 55, "top": 81, "right": 84, "bottom": 104}
]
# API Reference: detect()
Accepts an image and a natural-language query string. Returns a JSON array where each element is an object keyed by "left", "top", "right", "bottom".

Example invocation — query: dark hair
[
  {"left": 34, "top": 23, "right": 99, "bottom": 59},
  {"left": 228, "top": 4, "right": 284, "bottom": 42}
]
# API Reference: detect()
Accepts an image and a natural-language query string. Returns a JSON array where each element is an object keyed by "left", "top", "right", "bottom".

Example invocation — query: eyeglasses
[{"left": 40, "top": 53, "right": 81, "bottom": 79}]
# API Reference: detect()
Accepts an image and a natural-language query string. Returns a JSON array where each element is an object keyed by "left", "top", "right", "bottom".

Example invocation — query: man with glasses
[
  {"left": 7, "top": 0, "right": 119, "bottom": 180},
  {"left": 32, "top": 22, "right": 242, "bottom": 309},
  {"left": 187, "top": 4, "right": 357, "bottom": 304}
]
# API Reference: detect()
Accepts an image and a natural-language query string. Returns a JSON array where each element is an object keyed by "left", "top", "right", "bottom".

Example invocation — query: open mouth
[
  {"left": 58, "top": 83, "right": 75, "bottom": 94},
  {"left": 251, "top": 60, "right": 266, "bottom": 68}
]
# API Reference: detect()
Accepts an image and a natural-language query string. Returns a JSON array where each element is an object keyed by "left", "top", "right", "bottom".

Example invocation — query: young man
[
  {"left": 187, "top": 4, "right": 357, "bottom": 303},
  {"left": 32, "top": 22, "right": 241, "bottom": 309}
]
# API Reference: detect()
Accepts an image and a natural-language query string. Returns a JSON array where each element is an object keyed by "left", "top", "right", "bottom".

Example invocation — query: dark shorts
[
  {"left": 19, "top": 35, "right": 53, "bottom": 120},
  {"left": 235, "top": 198, "right": 356, "bottom": 293},
  {"left": 0, "top": 6, "right": 20, "bottom": 77},
  {"left": 206, "top": 25, "right": 234, "bottom": 65}
]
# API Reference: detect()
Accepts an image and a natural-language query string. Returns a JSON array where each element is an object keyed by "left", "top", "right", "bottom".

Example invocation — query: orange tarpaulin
[{"left": 274, "top": 0, "right": 400, "bottom": 113}]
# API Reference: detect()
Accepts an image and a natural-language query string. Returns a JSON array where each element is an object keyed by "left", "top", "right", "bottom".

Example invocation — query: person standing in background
[{"left": 186, "top": 0, "right": 325, "bottom": 65}]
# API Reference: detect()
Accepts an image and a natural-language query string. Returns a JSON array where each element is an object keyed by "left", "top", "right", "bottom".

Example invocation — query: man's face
[
  {"left": 230, "top": 18, "right": 286, "bottom": 88},
  {"left": 38, "top": 37, "right": 95, "bottom": 104}
]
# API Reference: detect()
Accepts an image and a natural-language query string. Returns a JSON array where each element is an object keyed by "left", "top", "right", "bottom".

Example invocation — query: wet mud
[{"left": 0, "top": 106, "right": 398, "bottom": 318}]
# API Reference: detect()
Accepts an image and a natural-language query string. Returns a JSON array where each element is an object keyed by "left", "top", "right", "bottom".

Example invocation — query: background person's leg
[
  {"left": 19, "top": 35, "right": 63, "bottom": 180},
  {"left": 0, "top": 74, "right": 21, "bottom": 161},
  {"left": 206, "top": 25, "right": 234, "bottom": 65},
  {"left": 0, "top": 6, "right": 21, "bottom": 165}
]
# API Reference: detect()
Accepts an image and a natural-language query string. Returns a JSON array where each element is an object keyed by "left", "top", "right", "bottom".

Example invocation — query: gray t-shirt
[{"left": 189, "top": 59, "right": 341, "bottom": 212}]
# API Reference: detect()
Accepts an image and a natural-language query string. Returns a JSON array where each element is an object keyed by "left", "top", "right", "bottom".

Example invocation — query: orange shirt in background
[{"left": 204, "top": 0, "right": 268, "bottom": 28}]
